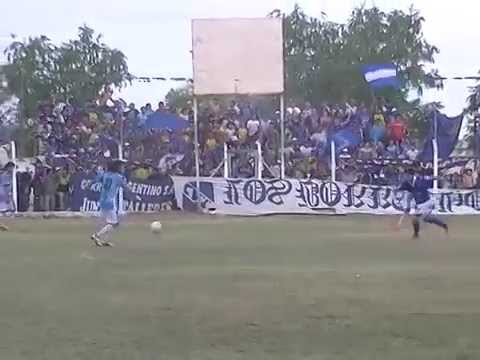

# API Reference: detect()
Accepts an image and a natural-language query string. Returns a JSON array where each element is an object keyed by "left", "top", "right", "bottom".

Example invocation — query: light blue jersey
[
  {"left": 97, "top": 171, "right": 127, "bottom": 211},
  {"left": 0, "top": 171, "right": 13, "bottom": 212}
]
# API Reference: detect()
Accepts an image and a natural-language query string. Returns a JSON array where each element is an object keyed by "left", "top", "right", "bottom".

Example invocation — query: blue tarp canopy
[{"left": 145, "top": 112, "right": 189, "bottom": 130}]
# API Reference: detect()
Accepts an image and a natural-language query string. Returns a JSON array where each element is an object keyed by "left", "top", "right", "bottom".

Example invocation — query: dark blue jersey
[{"left": 398, "top": 176, "right": 433, "bottom": 205}]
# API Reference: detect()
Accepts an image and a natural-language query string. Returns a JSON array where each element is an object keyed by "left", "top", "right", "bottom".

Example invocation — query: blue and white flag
[{"left": 362, "top": 64, "right": 400, "bottom": 89}]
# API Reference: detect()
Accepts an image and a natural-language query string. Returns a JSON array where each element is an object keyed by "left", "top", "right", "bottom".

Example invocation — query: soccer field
[{"left": 1, "top": 214, "right": 480, "bottom": 360}]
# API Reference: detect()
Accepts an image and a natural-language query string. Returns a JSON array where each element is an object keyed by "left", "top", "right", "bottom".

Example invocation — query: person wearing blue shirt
[
  {"left": 398, "top": 168, "right": 448, "bottom": 238},
  {"left": 91, "top": 160, "right": 141, "bottom": 247},
  {"left": 0, "top": 162, "right": 15, "bottom": 232}
]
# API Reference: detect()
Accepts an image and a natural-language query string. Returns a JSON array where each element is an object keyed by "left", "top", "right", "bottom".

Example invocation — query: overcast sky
[{"left": 1, "top": 0, "right": 478, "bottom": 115}]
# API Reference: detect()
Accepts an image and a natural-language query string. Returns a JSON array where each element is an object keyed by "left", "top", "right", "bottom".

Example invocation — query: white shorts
[
  {"left": 414, "top": 199, "right": 434, "bottom": 218},
  {"left": 101, "top": 209, "right": 119, "bottom": 225}
]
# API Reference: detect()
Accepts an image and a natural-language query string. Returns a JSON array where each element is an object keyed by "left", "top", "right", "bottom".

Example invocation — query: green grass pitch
[{"left": 1, "top": 214, "right": 480, "bottom": 359}]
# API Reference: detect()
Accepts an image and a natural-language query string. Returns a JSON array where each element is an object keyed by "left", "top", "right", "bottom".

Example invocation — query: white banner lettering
[{"left": 173, "top": 177, "right": 480, "bottom": 216}]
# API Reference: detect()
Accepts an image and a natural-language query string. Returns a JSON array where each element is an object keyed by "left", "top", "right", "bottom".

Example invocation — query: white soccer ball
[{"left": 150, "top": 221, "right": 163, "bottom": 234}]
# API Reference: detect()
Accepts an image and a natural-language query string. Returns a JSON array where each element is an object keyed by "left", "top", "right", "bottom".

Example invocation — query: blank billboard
[{"left": 192, "top": 18, "right": 284, "bottom": 96}]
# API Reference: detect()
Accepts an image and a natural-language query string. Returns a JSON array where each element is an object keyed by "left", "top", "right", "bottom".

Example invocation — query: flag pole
[
  {"left": 223, "top": 142, "right": 228, "bottom": 178},
  {"left": 118, "top": 142, "right": 125, "bottom": 215},
  {"left": 280, "top": 94, "right": 285, "bottom": 179},
  {"left": 193, "top": 96, "right": 200, "bottom": 206},
  {"left": 432, "top": 110, "right": 439, "bottom": 192},
  {"left": 256, "top": 141, "right": 263, "bottom": 180},
  {"left": 10, "top": 141, "right": 18, "bottom": 213},
  {"left": 330, "top": 140, "right": 336, "bottom": 182}
]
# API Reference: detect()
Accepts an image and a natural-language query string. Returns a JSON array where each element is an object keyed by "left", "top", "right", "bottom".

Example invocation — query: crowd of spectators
[
  {"left": 27, "top": 92, "right": 416, "bottom": 178},
  {"left": 191, "top": 98, "right": 419, "bottom": 180},
  {"left": 3, "top": 93, "right": 478, "bottom": 211}
]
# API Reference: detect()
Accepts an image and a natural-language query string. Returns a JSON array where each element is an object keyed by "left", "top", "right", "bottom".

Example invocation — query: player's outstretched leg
[
  {"left": 424, "top": 214, "right": 448, "bottom": 234},
  {"left": 91, "top": 234, "right": 102, "bottom": 247},
  {"left": 92, "top": 209, "right": 119, "bottom": 247},
  {"left": 91, "top": 223, "right": 114, "bottom": 247},
  {"left": 101, "top": 223, "right": 119, "bottom": 247},
  {"left": 412, "top": 217, "right": 420, "bottom": 238},
  {"left": 0, "top": 223, "right": 8, "bottom": 231}
]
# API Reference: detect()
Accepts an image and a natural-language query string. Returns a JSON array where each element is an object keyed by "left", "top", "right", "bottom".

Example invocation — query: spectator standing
[
  {"left": 388, "top": 115, "right": 408, "bottom": 143},
  {"left": 462, "top": 169, "right": 475, "bottom": 189},
  {"left": 124, "top": 103, "right": 139, "bottom": 119},
  {"left": 44, "top": 167, "right": 57, "bottom": 211},
  {"left": 358, "top": 104, "right": 371, "bottom": 141},
  {"left": 17, "top": 171, "right": 32, "bottom": 212},
  {"left": 32, "top": 167, "right": 46, "bottom": 211},
  {"left": 246, "top": 118, "right": 261, "bottom": 143},
  {"left": 302, "top": 101, "right": 317, "bottom": 133},
  {"left": 156, "top": 101, "right": 166, "bottom": 113},
  {"left": 319, "top": 107, "right": 332, "bottom": 129},
  {"left": 55, "top": 168, "right": 70, "bottom": 210},
  {"left": 124, "top": 103, "right": 140, "bottom": 136},
  {"left": 138, "top": 106, "right": 148, "bottom": 128},
  {"left": 373, "top": 108, "right": 386, "bottom": 127},
  {"left": 144, "top": 103, "right": 154, "bottom": 116}
]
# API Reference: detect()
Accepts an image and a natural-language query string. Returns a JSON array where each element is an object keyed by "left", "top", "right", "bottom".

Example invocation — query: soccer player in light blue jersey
[
  {"left": 91, "top": 160, "right": 141, "bottom": 247},
  {"left": 0, "top": 162, "right": 15, "bottom": 231}
]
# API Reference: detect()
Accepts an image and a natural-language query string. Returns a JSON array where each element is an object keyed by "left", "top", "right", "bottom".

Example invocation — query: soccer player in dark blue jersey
[{"left": 398, "top": 168, "right": 448, "bottom": 238}]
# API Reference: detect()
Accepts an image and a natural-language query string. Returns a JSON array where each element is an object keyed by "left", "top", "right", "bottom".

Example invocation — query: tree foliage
[
  {"left": 464, "top": 75, "right": 480, "bottom": 153},
  {"left": 273, "top": 4, "right": 440, "bottom": 107},
  {"left": 165, "top": 83, "right": 193, "bottom": 111},
  {"left": 467, "top": 75, "right": 480, "bottom": 113},
  {"left": 0, "top": 65, "right": 10, "bottom": 103},
  {"left": 3, "top": 26, "right": 131, "bottom": 118}
]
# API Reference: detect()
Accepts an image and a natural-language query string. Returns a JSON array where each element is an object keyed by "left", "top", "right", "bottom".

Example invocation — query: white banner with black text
[{"left": 173, "top": 177, "right": 480, "bottom": 216}]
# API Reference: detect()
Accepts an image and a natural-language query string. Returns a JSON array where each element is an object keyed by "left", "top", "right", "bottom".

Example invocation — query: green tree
[
  {"left": 3, "top": 35, "right": 57, "bottom": 118},
  {"left": 53, "top": 26, "right": 131, "bottom": 105},
  {"left": 274, "top": 5, "right": 440, "bottom": 106},
  {"left": 467, "top": 75, "right": 480, "bottom": 113},
  {"left": 0, "top": 65, "right": 10, "bottom": 104},
  {"left": 463, "top": 73, "right": 480, "bottom": 154},
  {"left": 0, "top": 65, "right": 17, "bottom": 139},
  {"left": 165, "top": 83, "right": 193, "bottom": 111},
  {"left": 269, "top": 5, "right": 441, "bottom": 138},
  {"left": 3, "top": 26, "right": 131, "bottom": 118}
]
